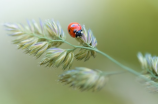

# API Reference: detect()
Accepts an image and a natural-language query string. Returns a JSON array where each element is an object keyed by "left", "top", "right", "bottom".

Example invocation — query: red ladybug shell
[{"left": 68, "top": 22, "right": 82, "bottom": 38}]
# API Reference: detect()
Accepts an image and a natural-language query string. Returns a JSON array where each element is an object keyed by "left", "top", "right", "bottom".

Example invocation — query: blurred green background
[{"left": 1, "top": 0, "right": 158, "bottom": 104}]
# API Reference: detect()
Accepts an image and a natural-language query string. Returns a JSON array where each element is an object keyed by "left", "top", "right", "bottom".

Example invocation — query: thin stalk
[
  {"left": 29, "top": 32, "right": 142, "bottom": 76},
  {"left": 102, "top": 71, "right": 126, "bottom": 76},
  {"left": 14, "top": 30, "right": 158, "bottom": 86},
  {"left": 94, "top": 49, "right": 158, "bottom": 87},
  {"left": 94, "top": 49, "right": 140, "bottom": 76}
]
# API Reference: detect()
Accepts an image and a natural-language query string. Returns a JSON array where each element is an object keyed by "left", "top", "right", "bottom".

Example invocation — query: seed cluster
[
  {"left": 4, "top": 19, "right": 66, "bottom": 58},
  {"left": 40, "top": 48, "right": 74, "bottom": 69},
  {"left": 138, "top": 52, "right": 158, "bottom": 93},
  {"left": 75, "top": 25, "right": 97, "bottom": 61},
  {"left": 138, "top": 52, "right": 158, "bottom": 75},
  {"left": 59, "top": 67, "right": 108, "bottom": 91}
]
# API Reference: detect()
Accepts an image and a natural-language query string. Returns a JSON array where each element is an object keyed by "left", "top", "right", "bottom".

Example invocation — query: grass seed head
[
  {"left": 74, "top": 25, "right": 98, "bottom": 61},
  {"left": 63, "top": 51, "right": 74, "bottom": 70},
  {"left": 75, "top": 25, "right": 97, "bottom": 48},
  {"left": 138, "top": 52, "right": 158, "bottom": 93},
  {"left": 40, "top": 48, "right": 75, "bottom": 69},
  {"left": 138, "top": 52, "right": 158, "bottom": 75},
  {"left": 4, "top": 19, "right": 66, "bottom": 59},
  {"left": 59, "top": 67, "right": 109, "bottom": 91}
]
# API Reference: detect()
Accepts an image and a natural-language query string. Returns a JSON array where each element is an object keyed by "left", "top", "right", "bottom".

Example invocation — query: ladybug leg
[{"left": 76, "top": 36, "right": 80, "bottom": 38}]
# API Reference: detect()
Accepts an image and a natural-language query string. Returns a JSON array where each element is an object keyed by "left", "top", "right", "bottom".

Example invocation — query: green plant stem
[
  {"left": 62, "top": 40, "right": 141, "bottom": 76},
  {"left": 102, "top": 71, "right": 126, "bottom": 76},
  {"left": 39, "top": 37, "right": 139, "bottom": 76},
  {"left": 22, "top": 32, "right": 158, "bottom": 86},
  {"left": 31, "top": 33, "right": 140, "bottom": 76},
  {"left": 92, "top": 49, "right": 158, "bottom": 87},
  {"left": 94, "top": 49, "right": 140, "bottom": 76}
]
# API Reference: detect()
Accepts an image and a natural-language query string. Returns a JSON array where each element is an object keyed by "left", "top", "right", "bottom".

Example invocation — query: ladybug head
[{"left": 73, "top": 29, "right": 83, "bottom": 38}]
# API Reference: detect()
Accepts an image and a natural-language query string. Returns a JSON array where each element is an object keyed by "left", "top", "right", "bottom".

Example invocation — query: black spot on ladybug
[{"left": 69, "top": 30, "right": 70, "bottom": 32}]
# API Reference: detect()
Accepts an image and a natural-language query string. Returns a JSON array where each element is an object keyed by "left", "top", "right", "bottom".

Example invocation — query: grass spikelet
[
  {"left": 137, "top": 72, "right": 158, "bottom": 93},
  {"left": 29, "top": 42, "right": 47, "bottom": 53},
  {"left": 137, "top": 52, "right": 158, "bottom": 93},
  {"left": 55, "top": 51, "right": 67, "bottom": 67},
  {"left": 85, "top": 51, "right": 91, "bottom": 61},
  {"left": 32, "top": 19, "right": 42, "bottom": 34},
  {"left": 75, "top": 25, "right": 98, "bottom": 61},
  {"left": 4, "top": 23, "right": 21, "bottom": 30},
  {"left": 40, "top": 48, "right": 65, "bottom": 66},
  {"left": 20, "top": 37, "right": 38, "bottom": 49},
  {"left": 59, "top": 67, "right": 108, "bottom": 91},
  {"left": 62, "top": 51, "right": 74, "bottom": 69},
  {"left": 75, "top": 49, "right": 96, "bottom": 61},
  {"left": 35, "top": 43, "right": 49, "bottom": 58},
  {"left": 4, "top": 19, "right": 66, "bottom": 58},
  {"left": 75, "top": 49, "right": 87, "bottom": 60},
  {"left": 45, "top": 19, "right": 66, "bottom": 40},
  {"left": 40, "top": 48, "right": 74, "bottom": 69},
  {"left": 9, "top": 32, "right": 24, "bottom": 36},
  {"left": 13, "top": 35, "right": 32, "bottom": 44},
  {"left": 137, "top": 52, "right": 158, "bottom": 75},
  {"left": 68, "top": 52, "right": 74, "bottom": 69},
  {"left": 75, "top": 25, "right": 97, "bottom": 47}
]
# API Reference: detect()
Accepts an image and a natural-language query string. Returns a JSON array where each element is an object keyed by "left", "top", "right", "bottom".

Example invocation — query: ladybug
[{"left": 68, "top": 22, "right": 83, "bottom": 38}]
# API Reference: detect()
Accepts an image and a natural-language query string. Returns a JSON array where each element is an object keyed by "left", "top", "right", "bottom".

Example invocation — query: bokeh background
[{"left": 1, "top": 0, "right": 158, "bottom": 104}]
